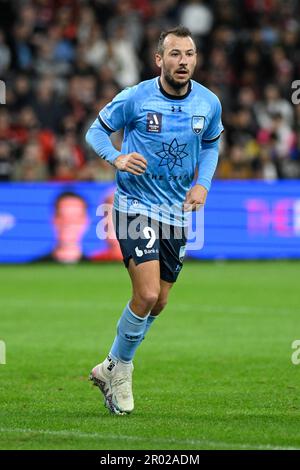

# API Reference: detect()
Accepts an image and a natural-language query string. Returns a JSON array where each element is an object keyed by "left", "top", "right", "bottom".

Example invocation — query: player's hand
[
  {"left": 183, "top": 184, "right": 208, "bottom": 211},
  {"left": 113, "top": 153, "right": 147, "bottom": 175}
]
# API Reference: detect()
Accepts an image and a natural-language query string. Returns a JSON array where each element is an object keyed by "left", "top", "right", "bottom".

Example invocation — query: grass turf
[{"left": 0, "top": 261, "right": 299, "bottom": 450}]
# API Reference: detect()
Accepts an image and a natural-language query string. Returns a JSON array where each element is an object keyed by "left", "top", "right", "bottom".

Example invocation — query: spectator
[
  {"left": 106, "top": 23, "right": 140, "bottom": 88},
  {"left": 11, "top": 74, "right": 33, "bottom": 109},
  {"left": 32, "top": 76, "right": 67, "bottom": 131},
  {"left": 255, "top": 144, "right": 279, "bottom": 181},
  {"left": 12, "top": 21, "right": 34, "bottom": 71},
  {"left": 51, "top": 136, "right": 84, "bottom": 181},
  {"left": 0, "top": 30, "right": 11, "bottom": 74},
  {"left": 0, "top": 141, "right": 14, "bottom": 181},
  {"left": 84, "top": 25, "right": 108, "bottom": 70},
  {"left": 14, "top": 140, "right": 49, "bottom": 181},
  {"left": 254, "top": 84, "right": 294, "bottom": 129}
]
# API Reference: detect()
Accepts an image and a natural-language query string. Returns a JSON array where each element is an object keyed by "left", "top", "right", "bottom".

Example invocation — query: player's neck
[{"left": 159, "top": 77, "right": 191, "bottom": 98}]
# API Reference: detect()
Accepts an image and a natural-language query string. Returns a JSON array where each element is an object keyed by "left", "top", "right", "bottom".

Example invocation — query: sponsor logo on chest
[{"left": 146, "top": 112, "right": 163, "bottom": 133}]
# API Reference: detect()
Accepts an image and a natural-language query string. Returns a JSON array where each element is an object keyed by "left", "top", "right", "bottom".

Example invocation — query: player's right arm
[{"left": 85, "top": 87, "right": 147, "bottom": 175}]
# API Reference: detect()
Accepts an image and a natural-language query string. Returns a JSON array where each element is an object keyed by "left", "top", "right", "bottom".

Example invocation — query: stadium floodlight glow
[
  {"left": 0, "top": 340, "right": 6, "bottom": 365},
  {"left": 0, "top": 80, "right": 6, "bottom": 104}
]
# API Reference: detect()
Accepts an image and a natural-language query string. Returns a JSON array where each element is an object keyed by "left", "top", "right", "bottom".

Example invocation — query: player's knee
[
  {"left": 138, "top": 289, "right": 160, "bottom": 310},
  {"left": 158, "top": 296, "right": 169, "bottom": 310}
]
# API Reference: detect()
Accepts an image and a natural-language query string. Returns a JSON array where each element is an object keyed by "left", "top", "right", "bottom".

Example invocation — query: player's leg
[
  {"left": 140, "top": 221, "right": 188, "bottom": 341},
  {"left": 106, "top": 222, "right": 186, "bottom": 414},
  {"left": 91, "top": 260, "right": 160, "bottom": 414},
  {"left": 128, "top": 258, "right": 161, "bottom": 317},
  {"left": 139, "top": 279, "right": 174, "bottom": 342},
  {"left": 90, "top": 212, "right": 161, "bottom": 414},
  {"left": 108, "top": 214, "right": 161, "bottom": 363},
  {"left": 151, "top": 279, "right": 173, "bottom": 316},
  {"left": 109, "top": 259, "right": 161, "bottom": 362}
]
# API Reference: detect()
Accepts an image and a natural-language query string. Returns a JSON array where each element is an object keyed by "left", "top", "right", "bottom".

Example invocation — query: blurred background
[
  {"left": 0, "top": 0, "right": 300, "bottom": 262},
  {"left": 1, "top": 2, "right": 300, "bottom": 450}
]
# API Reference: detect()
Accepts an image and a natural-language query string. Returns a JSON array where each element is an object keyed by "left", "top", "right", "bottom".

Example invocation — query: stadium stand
[{"left": 0, "top": 0, "right": 299, "bottom": 182}]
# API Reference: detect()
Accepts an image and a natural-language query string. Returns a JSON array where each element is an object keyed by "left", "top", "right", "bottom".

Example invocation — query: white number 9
[{"left": 143, "top": 226, "right": 156, "bottom": 249}]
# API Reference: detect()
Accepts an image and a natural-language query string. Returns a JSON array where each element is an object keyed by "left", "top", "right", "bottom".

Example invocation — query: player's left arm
[
  {"left": 184, "top": 97, "right": 223, "bottom": 211},
  {"left": 183, "top": 139, "right": 220, "bottom": 211}
]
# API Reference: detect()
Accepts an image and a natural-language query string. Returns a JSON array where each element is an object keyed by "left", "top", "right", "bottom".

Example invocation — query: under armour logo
[{"left": 171, "top": 106, "right": 182, "bottom": 112}]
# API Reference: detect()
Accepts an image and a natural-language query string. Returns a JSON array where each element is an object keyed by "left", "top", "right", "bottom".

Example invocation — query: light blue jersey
[{"left": 86, "top": 77, "right": 223, "bottom": 226}]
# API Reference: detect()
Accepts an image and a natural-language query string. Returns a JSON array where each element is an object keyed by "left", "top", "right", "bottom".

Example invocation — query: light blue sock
[
  {"left": 110, "top": 313, "right": 157, "bottom": 356},
  {"left": 140, "top": 314, "right": 157, "bottom": 343},
  {"left": 110, "top": 303, "right": 149, "bottom": 363}
]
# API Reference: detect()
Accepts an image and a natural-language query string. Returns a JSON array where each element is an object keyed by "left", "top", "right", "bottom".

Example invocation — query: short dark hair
[
  {"left": 157, "top": 25, "right": 195, "bottom": 56},
  {"left": 54, "top": 191, "right": 87, "bottom": 212}
]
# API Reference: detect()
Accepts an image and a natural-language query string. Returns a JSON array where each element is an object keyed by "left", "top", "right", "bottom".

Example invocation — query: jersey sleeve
[
  {"left": 196, "top": 139, "right": 220, "bottom": 191},
  {"left": 202, "top": 96, "right": 224, "bottom": 143},
  {"left": 98, "top": 86, "right": 137, "bottom": 133}
]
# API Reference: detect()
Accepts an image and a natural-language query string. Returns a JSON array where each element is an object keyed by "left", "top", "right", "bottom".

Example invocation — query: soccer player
[{"left": 86, "top": 26, "right": 223, "bottom": 415}]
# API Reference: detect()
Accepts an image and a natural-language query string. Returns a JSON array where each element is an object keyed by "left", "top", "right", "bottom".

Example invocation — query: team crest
[{"left": 192, "top": 116, "right": 205, "bottom": 135}]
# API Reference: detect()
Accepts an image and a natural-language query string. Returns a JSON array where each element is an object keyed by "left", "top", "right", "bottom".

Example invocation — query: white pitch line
[{"left": 0, "top": 428, "right": 299, "bottom": 451}]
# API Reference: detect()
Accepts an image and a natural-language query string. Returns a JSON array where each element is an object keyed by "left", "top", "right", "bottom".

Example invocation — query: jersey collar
[{"left": 157, "top": 77, "right": 192, "bottom": 100}]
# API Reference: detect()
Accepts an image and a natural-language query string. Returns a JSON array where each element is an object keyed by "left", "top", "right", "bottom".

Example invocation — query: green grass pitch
[{"left": 0, "top": 261, "right": 299, "bottom": 450}]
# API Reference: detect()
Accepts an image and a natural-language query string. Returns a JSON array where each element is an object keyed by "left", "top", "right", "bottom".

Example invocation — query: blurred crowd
[{"left": 0, "top": 0, "right": 300, "bottom": 182}]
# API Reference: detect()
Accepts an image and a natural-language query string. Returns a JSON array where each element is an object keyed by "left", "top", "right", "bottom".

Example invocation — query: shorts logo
[
  {"left": 135, "top": 246, "right": 143, "bottom": 257},
  {"left": 179, "top": 245, "right": 186, "bottom": 263},
  {"left": 147, "top": 113, "right": 162, "bottom": 133},
  {"left": 192, "top": 116, "right": 205, "bottom": 135}
]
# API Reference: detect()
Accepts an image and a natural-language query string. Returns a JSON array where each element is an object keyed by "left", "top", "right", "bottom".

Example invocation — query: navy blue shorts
[{"left": 113, "top": 210, "right": 188, "bottom": 283}]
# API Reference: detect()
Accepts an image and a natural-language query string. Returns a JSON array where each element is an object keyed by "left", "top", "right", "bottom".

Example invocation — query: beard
[{"left": 163, "top": 70, "right": 190, "bottom": 91}]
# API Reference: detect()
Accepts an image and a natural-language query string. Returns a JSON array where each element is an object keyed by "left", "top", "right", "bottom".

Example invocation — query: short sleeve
[
  {"left": 98, "top": 86, "right": 137, "bottom": 133},
  {"left": 202, "top": 96, "right": 224, "bottom": 143}
]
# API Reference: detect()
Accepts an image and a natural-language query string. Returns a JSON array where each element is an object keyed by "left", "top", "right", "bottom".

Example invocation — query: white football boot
[
  {"left": 111, "top": 361, "right": 134, "bottom": 414},
  {"left": 90, "top": 358, "right": 134, "bottom": 414}
]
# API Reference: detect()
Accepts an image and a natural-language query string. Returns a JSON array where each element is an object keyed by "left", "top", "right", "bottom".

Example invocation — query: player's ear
[{"left": 155, "top": 53, "right": 162, "bottom": 69}]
